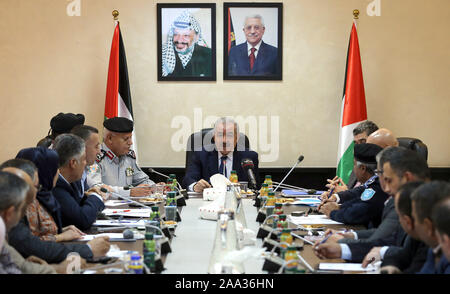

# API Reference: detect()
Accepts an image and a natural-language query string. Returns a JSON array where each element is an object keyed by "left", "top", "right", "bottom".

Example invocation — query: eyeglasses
[{"left": 374, "top": 169, "right": 384, "bottom": 175}]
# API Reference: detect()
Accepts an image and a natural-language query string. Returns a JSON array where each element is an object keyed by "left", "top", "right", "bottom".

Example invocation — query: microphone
[
  {"left": 273, "top": 155, "right": 305, "bottom": 192},
  {"left": 100, "top": 187, "right": 149, "bottom": 209},
  {"left": 147, "top": 168, "right": 183, "bottom": 191},
  {"left": 241, "top": 158, "right": 257, "bottom": 190}
]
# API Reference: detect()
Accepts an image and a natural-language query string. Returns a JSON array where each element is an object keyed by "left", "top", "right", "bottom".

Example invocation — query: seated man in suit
[
  {"left": 433, "top": 197, "right": 450, "bottom": 263},
  {"left": 53, "top": 134, "right": 108, "bottom": 231},
  {"left": 182, "top": 117, "right": 259, "bottom": 193},
  {"left": 318, "top": 143, "right": 389, "bottom": 228},
  {"left": 314, "top": 147, "right": 430, "bottom": 262},
  {"left": 228, "top": 14, "right": 278, "bottom": 76},
  {"left": 412, "top": 181, "right": 450, "bottom": 274},
  {"left": 364, "top": 181, "right": 428, "bottom": 273}
]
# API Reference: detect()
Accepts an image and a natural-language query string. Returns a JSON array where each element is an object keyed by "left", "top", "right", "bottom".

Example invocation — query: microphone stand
[{"left": 273, "top": 156, "right": 304, "bottom": 192}]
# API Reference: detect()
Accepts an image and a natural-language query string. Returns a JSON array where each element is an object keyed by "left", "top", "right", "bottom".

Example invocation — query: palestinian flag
[
  {"left": 336, "top": 21, "right": 367, "bottom": 184},
  {"left": 105, "top": 22, "right": 139, "bottom": 161},
  {"left": 227, "top": 8, "right": 236, "bottom": 54}
]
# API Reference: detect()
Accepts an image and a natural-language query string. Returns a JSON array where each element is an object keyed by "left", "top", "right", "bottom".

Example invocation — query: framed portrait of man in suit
[
  {"left": 223, "top": 3, "right": 282, "bottom": 80},
  {"left": 157, "top": 3, "right": 216, "bottom": 81}
]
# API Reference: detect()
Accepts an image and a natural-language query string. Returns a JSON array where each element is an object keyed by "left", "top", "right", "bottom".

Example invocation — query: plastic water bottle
[{"left": 128, "top": 253, "right": 144, "bottom": 274}]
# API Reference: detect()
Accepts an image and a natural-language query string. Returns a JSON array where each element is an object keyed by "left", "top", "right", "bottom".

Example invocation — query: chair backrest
[
  {"left": 397, "top": 137, "right": 428, "bottom": 161},
  {"left": 185, "top": 128, "right": 250, "bottom": 169}
]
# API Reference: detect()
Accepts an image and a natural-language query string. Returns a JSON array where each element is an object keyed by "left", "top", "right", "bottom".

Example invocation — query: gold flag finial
[
  {"left": 353, "top": 9, "right": 360, "bottom": 19},
  {"left": 112, "top": 10, "right": 119, "bottom": 21}
]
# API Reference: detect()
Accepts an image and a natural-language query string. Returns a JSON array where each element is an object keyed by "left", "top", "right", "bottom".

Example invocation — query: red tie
[{"left": 249, "top": 47, "right": 256, "bottom": 71}]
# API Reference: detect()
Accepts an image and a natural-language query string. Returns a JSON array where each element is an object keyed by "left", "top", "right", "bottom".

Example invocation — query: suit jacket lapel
[
  {"left": 252, "top": 41, "right": 266, "bottom": 73},
  {"left": 207, "top": 150, "right": 219, "bottom": 180}
]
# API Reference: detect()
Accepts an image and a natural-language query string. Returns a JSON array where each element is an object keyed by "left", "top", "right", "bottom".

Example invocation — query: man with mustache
[
  {"left": 182, "top": 117, "right": 259, "bottom": 193},
  {"left": 228, "top": 14, "right": 279, "bottom": 76},
  {"left": 161, "top": 10, "right": 212, "bottom": 78}
]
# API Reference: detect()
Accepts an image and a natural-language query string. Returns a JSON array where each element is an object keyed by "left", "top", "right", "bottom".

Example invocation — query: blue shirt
[{"left": 418, "top": 248, "right": 450, "bottom": 274}]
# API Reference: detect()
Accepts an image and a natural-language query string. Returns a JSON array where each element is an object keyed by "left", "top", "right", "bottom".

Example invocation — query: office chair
[
  {"left": 184, "top": 128, "right": 250, "bottom": 170},
  {"left": 397, "top": 137, "right": 428, "bottom": 161}
]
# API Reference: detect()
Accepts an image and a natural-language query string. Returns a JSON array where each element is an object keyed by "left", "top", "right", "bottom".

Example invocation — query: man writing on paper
[
  {"left": 318, "top": 143, "right": 389, "bottom": 228},
  {"left": 161, "top": 10, "right": 212, "bottom": 78},
  {"left": 314, "top": 147, "right": 430, "bottom": 263}
]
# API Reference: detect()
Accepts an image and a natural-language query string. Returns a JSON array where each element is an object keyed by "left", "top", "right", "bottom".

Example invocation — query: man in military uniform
[
  {"left": 319, "top": 143, "right": 389, "bottom": 228},
  {"left": 87, "top": 117, "right": 154, "bottom": 197}
]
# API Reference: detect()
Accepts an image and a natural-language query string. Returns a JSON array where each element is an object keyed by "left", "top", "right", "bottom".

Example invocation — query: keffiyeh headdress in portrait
[{"left": 162, "top": 10, "right": 208, "bottom": 76}]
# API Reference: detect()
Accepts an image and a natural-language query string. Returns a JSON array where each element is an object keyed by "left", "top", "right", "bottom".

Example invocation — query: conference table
[{"left": 75, "top": 190, "right": 372, "bottom": 274}]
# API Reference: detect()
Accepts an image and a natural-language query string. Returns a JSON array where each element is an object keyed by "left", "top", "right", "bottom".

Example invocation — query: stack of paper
[
  {"left": 318, "top": 263, "right": 378, "bottom": 272},
  {"left": 281, "top": 189, "right": 325, "bottom": 197},
  {"left": 93, "top": 219, "right": 147, "bottom": 228},
  {"left": 78, "top": 232, "right": 144, "bottom": 242},
  {"left": 291, "top": 198, "right": 321, "bottom": 206},
  {"left": 288, "top": 214, "right": 343, "bottom": 225},
  {"left": 102, "top": 208, "right": 152, "bottom": 218}
]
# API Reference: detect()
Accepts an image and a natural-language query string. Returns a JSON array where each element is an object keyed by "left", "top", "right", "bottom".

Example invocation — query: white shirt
[
  {"left": 247, "top": 40, "right": 263, "bottom": 58},
  {"left": 218, "top": 152, "right": 233, "bottom": 180},
  {"left": 59, "top": 173, "right": 103, "bottom": 202},
  {"left": 188, "top": 151, "right": 234, "bottom": 192}
]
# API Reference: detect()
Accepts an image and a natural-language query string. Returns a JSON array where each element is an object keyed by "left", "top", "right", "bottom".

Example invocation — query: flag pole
[
  {"left": 112, "top": 9, "right": 119, "bottom": 26},
  {"left": 353, "top": 9, "right": 359, "bottom": 27}
]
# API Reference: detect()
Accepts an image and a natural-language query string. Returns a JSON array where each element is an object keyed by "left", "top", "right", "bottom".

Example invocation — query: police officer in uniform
[
  {"left": 87, "top": 117, "right": 154, "bottom": 197},
  {"left": 319, "top": 143, "right": 389, "bottom": 228}
]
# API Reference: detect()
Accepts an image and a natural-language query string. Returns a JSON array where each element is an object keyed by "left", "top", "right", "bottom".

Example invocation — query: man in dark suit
[
  {"left": 53, "top": 134, "right": 108, "bottom": 231},
  {"left": 314, "top": 147, "right": 430, "bottom": 262},
  {"left": 228, "top": 15, "right": 278, "bottom": 76},
  {"left": 182, "top": 117, "right": 259, "bottom": 193}
]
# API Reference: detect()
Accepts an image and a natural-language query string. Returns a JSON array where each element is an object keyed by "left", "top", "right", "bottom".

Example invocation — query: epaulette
[
  {"left": 127, "top": 150, "right": 136, "bottom": 159},
  {"left": 95, "top": 150, "right": 106, "bottom": 163}
]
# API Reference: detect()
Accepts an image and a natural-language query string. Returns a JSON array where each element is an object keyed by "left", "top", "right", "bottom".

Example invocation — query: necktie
[
  {"left": 219, "top": 156, "right": 228, "bottom": 177},
  {"left": 249, "top": 47, "right": 256, "bottom": 71}
]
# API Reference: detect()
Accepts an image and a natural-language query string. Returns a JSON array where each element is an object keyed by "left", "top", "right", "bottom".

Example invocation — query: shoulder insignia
[
  {"left": 106, "top": 151, "right": 115, "bottom": 160},
  {"left": 361, "top": 188, "right": 376, "bottom": 201},
  {"left": 127, "top": 150, "right": 136, "bottom": 159},
  {"left": 95, "top": 150, "right": 106, "bottom": 163}
]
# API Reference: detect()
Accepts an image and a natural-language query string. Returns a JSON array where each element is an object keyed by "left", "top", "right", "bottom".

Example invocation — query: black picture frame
[
  {"left": 157, "top": 3, "right": 216, "bottom": 81},
  {"left": 223, "top": 2, "right": 283, "bottom": 80}
]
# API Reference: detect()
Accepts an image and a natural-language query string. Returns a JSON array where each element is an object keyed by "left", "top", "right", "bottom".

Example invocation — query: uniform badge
[
  {"left": 89, "top": 164, "right": 99, "bottom": 173},
  {"left": 125, "top": 167, "right": 134, "bottom": 177},
  {"left": 361, "top": 188, "right": 376, "bottom": 201}
]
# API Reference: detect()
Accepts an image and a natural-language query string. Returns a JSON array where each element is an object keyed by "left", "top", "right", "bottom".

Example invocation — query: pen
[
  {"left": 315, "top": 231, "right": 333, "bottom": 249},
  {"left": 112, "top": 210, "right": 131, "bottom": 213}
]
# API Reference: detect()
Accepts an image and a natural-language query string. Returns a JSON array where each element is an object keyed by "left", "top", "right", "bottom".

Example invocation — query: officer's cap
[
  {"left": 103, "top": 117, "right": 134, "bottom": 133},
  {"left": 354, "top": 143, "right": 383, "bottom": 165},
  {"left": 50, "top": 113, "right": 85, "bottom": 134}
]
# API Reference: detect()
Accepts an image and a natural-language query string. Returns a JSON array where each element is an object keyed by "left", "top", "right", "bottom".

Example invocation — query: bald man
[
  {"left": 2, "top": 167, "right": 86, "bottom": 274},
  {"left": 366, "top": 128, "right": 399, "bottom": 148}
]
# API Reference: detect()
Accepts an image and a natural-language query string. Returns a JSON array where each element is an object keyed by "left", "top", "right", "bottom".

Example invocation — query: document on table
[
  {"left": 102, "top": 208, "right": 152, "bottom": 218},
  {"left": 104, "top": 200, "right": 131, "bottom": 207},
  {"left": 319, "top": 263, "right": 377, "bottom": 272},
  {"left": 281, "top": 189, "right": 325, "bottom": 197},
  {"left": 93, "top": 219, "right": 147, "bottom": 228},
  {"left": 78, "top": 233, "right": 144, "bottom": 241},
  {"left": 291, "top": 198, "right": 321, "bottom": 206},
  {"left": 288, "top": 214, "right": 343, "bottom": 225}
]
